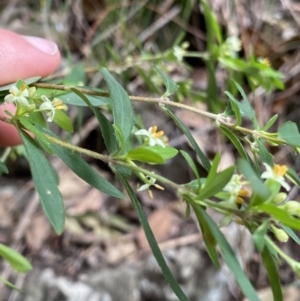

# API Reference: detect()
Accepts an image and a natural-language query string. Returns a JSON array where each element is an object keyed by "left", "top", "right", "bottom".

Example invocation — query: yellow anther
[
  {"left": 20, "top": 84, "right": 27, "bottom": 93},
  {"left": 154, "top": 131, "right": 164, "bottom": 138},
  {"left": 151, "top": 126, "right": 158, "bottom": 134},
  {"left": 273, "top": 164, "right": 287, "bottom": 176}
]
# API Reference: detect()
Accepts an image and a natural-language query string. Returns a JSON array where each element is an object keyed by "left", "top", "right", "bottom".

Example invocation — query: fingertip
[{"left": 0, "top": 29, "right": 61, "bottom": 85}]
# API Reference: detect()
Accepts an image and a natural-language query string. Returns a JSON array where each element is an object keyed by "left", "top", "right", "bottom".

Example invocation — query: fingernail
[{"left": 22, "top": 36, "right": 58, "bottom": 55}]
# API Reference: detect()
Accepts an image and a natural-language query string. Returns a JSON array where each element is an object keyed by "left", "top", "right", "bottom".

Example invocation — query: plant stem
[{"left": 31, "top": 83, "right": 285, "bottom": 145}]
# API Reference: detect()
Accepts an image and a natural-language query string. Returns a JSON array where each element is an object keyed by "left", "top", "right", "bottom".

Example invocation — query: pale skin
[{"left": 0, "top": 29, "right": 61, "bottom": 146}]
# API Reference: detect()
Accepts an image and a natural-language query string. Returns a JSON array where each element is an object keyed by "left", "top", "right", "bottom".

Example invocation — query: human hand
[{"left": 0, "top": 29, "right": 61, "bottom": 146}]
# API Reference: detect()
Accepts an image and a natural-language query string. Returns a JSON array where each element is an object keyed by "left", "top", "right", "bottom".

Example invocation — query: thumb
[
  {"left": 0, "top": 29, "right": 61, "bottom": 85},
  {"left": 0, "top": 30, "right": 61, "bottom": 146}
]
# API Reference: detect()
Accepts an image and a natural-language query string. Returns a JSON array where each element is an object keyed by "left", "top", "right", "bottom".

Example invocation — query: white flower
[
  {"left": 135, "top": 125, "right": 166, "bottom": 148},
  {"left": 137, "top": 173, "right": 164, "bottom": 199},
  {"left": 4, "top": 84, "right": 30, "bottom": 107},
  {"left": 223, "top": 174, "right": 248, "bottom": 205},
  {"left": 40, "top": 95, "right": 55, "bottom": 122},
  {"left": 173, "top": 46, "right": 185, "bottom": 62},
  {"left": 261, "top": 163, "right": 290, "bottom": 191}
]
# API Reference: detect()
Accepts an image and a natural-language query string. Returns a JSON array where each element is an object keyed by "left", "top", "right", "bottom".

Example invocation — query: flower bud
[
  {"left": 28, "top": 87, "right": 36, "bottom": 98},
  {"left": 271, "top": 225, "right": 289, "bottom": 243},
  {"left": 271, "top": 192, "right": 287, "bottom": 205},
  {"left": 280, "top": 201, "right": 300, "bottom": 217}
]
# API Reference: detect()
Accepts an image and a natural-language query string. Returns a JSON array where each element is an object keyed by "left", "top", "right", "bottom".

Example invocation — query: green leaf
[
  {"left": 261, "top": 247, "right": 283, "bottom": 301},
  {"left": 278, "top": 121, "right": 300, "bottom": 147},
  {"left": 192, "top": 204, "right": 220, "bottom": 268},
  {"left": 195, "top": 205, "right": 261, "bottom": 301},
  {"left": 287, "top": 167, "right": 300, "bottom": 187},
  {"left": 101, "top": 68, "right": 134, "bottom": 141},
  {"left": 257, "top": 139, "right": 273, "bottom": 166},
  {"left": 0, "top": 76, "right": 41, "bottom": 91},
  {"left": 145, "top": 146, "right": 178, "bottom": 161},
  {"left": 19, "top": 117, "right": 54, "bottom": 155},
  {"left": 238, "top": 159, "right": 271, "bottom": 205},
  {"left": 233, "top": 80, "right": 259, "bottom": 129},
  {"left": 224, "top": 91, "right": 242, "bottom": 126},
  {"left": 59, "top": 92, "right": 109, "bottom": 107},
  {"left": 206, "top": 152, "right": 221, "bottom": 185},
  {"left": 0, "top": 276, "right": 21, "bottom": 291},
  {"left": 116, "top": 171, "right": 191, "bottom": 301},
  {"left": 180, "top": 150, "right": 200, "bottom": 185},
  {"left": 53, "top": 110, "right": 73, "bottom": 133},
  {"left": 0, "top": 161, "right": 8, "bottom": 174},
  {"left": 162, "top": 107, "right": 211, "bottom": 172},
  {"left": 263, "top": 114, "right": 278, "bottom": 131},
  {"left": 43, "top": 129, "right": 124, "bottom": 199},
  {"left": 201, "top": 0, "right": 222, "bottom": 45},
  {"left": 154, "top": 66, "right": 178, "bottom": 97},
  {"left": 0, "top": 244, "right": 32, "bottom": 273},
  {"left": 252, "top": 220, "right": 269, "bottom": 252},
  {"left": 282, "top": 225, "right": 300, "bottom": 245},
  {"left": 197, "top": 166, "right": 234, "bottom": 200},
  {"left": 220, "top": 126, "right": 250, "bottom": 162},
  {"left": 127, "top": 147, "right": 164, "bottom": 163},
  {"left": 257, "top": 204, "right": 300, "bottom": 231},
  {"left": 63, "top": 63, "right": 86, "bottom": 84},
  {"left": 70, "top": 88, "right": 118, "bottom": 154},
  {"left": 18, "top": 129, "right": 65, "bottom": 234}
]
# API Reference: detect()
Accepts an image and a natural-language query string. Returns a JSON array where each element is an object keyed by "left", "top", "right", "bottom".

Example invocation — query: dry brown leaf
[
  {"left": 25, "top": 214, "right": 52, "bottom": 252},
  {"left": 136, "top": 208, "right": 179, "bottom": 251},
  {"left": 66, "top": 188, "right": 103, "bottom": 216}
]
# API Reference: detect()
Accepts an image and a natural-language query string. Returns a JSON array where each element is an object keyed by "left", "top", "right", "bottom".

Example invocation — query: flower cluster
[
  {"left": 4, "top": 84, "right": 67, "bottom": 122},
  {"left": 223, "top": 174, "right": 249, "bottom": 206}
]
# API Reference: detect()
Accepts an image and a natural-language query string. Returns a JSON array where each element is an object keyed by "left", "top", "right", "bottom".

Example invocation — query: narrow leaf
[
  {"left": 257, "top": 139, "right": 273, "bottom": 166},
  {"left": 71, "top": 88, "right": 118, "bottom": 154},
  {"left": 197, "top": 166, "right": 234, "bottom": 200},
  {"left": 261, "top": 247, "right": 283, "bottom": 301},
  {"left": 263, "top": 114, "right": 278, "bottom": 131},
  {"left": 238, "top": 159, "right": 271, "bottom": 204},
  {"left": 220, "top": 126, "right": 250, "bottom": 162},
  {"left": 196, "top": 205, "right": 261, "bottom": 301},
  {"left": 206, "top": 152, "right": 221, "bottom": 185},
  {"left": 162, "top": 107, "right": 211, "bottom": 171},
  {"left": 192, "top": 204, "right": 220, "bottom": 268},
  {"left": 154, "top": 66, "right": 178, "bottom": 97},
  {"left": 180, "top": 150, "right": 201, "bottom": 183},
  {"left": 116, "top": 171, "right": 191, "bottom": 301},
  {"left": 257, "top": 204, "right": 300, "bottom": 231},
  {"left": 53, "top": 110, "right": 73, "bottom": 133},
  {"left": 18, "top": 129, "right": 65, "bottom": 235},
  {"left": 101, "top": 67, "right": 134, "bottom": 141},
  {"left": 43, "top": 129, "right": 124, "bottom": 198},
  {"left": 282, "top": 225, "right": 300, "bottom": 245},
  {"left": 0, "top": 244, "right": 32, "bottom": 273}
]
